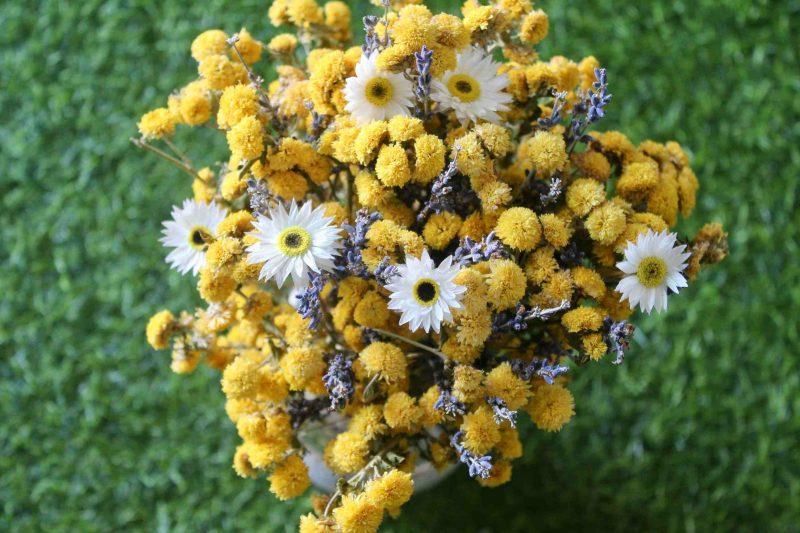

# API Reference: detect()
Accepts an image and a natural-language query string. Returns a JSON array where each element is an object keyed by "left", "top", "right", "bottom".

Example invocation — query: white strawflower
[
  {"left": 430, "top": 47, "right": 512, "bottom": 124},
  {"left": 246, "top": 200, "right": 343, "bottom": 288},
  {"left": 385, "top": 250, "right": 466, "bottom": 333},
  {"left": 160, "top": 199, "right": 226, "bottom": 276},
  {"left": 616, "top": 230, "right": 691, "bottom": 314},
  {"left": 343, "top": 51, "right": 415, "bottom": 125}
]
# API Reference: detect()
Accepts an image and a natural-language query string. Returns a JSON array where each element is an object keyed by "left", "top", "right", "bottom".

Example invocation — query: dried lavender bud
[
  {"left": 295, "top": 271, "right": 328, "bottom": 329},
  {"left": 434, "top": 388, "right": 466, "bottom": 417},
  {"left": 486, "top": 396, "right": 517, "bottom": 427},
  {"left": 336, "top": 209, "right": 381, "bottom": 278},
  {"left": 374, "top": 256, "right": 399, "bottom": 285},
  {"left": 322, "top": 353, "right": 355, "bottom": 410},
  {"left": 453, "top": 231, "right": 509, "bottom": 266},
  {"left": 605, "top": 317, "right": 635, "bottom": 365},
  {"left": 493, "top": 300, "right": 570, "bottom": 332},
  {"left": 450, "top": 431, "right": 493, "bottom": 478}
]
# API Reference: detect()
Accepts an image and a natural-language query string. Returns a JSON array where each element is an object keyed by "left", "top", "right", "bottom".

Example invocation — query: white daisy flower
[
  {"left": 385, "top": 250, "right": 466, "bottom": 334},
  {"left": 430, "top": 46, "right": 513, "bottom": 124},
  {"left": 160, "top": 199, "right": 227, "bottom": 276},
  {"left": 246, "top": 200, "right": 343, "bottom": 288},
  {"left": 343, "top": 51, "right": 415, "bottom": 125},
  {"left": 615, "top": 229, "right": 691, "bottom": 314}
]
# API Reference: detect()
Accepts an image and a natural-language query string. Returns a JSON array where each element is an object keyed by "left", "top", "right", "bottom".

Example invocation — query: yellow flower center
[
  {"left": 277, "top": 226, "right": 312, "bottom": 257},
  {"left": 365, "top": 77, "right": 394, "bottom": 106},
  {"left": 636, "top": 257, "right": 668, "bottom": 288},
  {"left": 412, "top": 278, "right": 440, "bottom": 307},
  {"left": 447, "top": 73, "right": 481, "bottom": 103},
  {"left": 188, "top": 225, "right": 212, "bottom": 250}
]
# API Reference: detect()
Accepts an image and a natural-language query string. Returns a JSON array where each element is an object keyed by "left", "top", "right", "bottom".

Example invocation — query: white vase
[{"left": 298, "top": 415, "right": 457, "bottom": 493}]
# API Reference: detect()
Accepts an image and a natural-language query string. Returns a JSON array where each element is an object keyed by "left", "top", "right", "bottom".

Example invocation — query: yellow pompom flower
[
  {"left": 566, "top": 178, "right": 606, "bottom": 216},
  {"left": 191, "top": 29, "right": 228, "bottom": 62},
  {"left": 454, "top": 308, "right": 493, "bottom": 348},
  {"left": 571, "top": 266, "right": 607, "bottom": 299},
  {"left": 572, "top": 150, "right": 611, "bottom": 181},
  {"left": 284, "top": 0, "right": 322, "bottom": 27},
  {"left": 234, "top": 28, "right": 262, "bottom": 64},
  {"left": 485, "top": 362, "right": 529, "bottom": 410},
  {"left": 280, "top": 346, "right": 326, "bottom": 390},
  {"left": 413, "top": 134, "right": 446, "bottom": 183},
  {"left": 423, "top": 211, "right": 462, "bottom": 250},
  {"left": 349, "top": 404, "right": 388, "bottom": 441},
  {"left": 461, "top": 406, "right": 501, "bottom": 455},
  {"left": 179, "top": 92, "right": 211, "bottom": 126},
  {"left": 561, "top": 306, "right": 605, "bottom": 333},
  {"left": 268, "top": 33, "right": 298, "bottom": 56},
  {"left": 138, "top": 108, "right": 176, "bottom": 139},
  {"left": 616, "top": 160, "right": 660, "bottom": 200},
  {"left": 227, "top": 115, "right": 264, "bottom": 160},
  {"left": 218, "top": 84, "right": 259, "bottom": 129},
  {"left": 359, "top": 342, "right": 407, "bottom": 383},
  {"left": 495, "top": 207, "right": 541, "bottom": 251},
  {"left": 452, "top": 365, "right": 485, "bottom": 404},
  {"left": 523, "top": 130, "right": 567, "bottom": 175},
  {"left": 520, "top": 9, "right": 549, "bottom": 45},
  {"left": 375, "top": 143, "right": 412, "bottom": 187},
  {"left": 145, "top": 310, "right": 175, "bottom": 350},
  {"left": 332, "top": 493, "right": 384, "bottom": 533},
  {"left": 198, "top": 54, "right": 247, "bottom": 90},
  {"left": 486, "top": 259, "right": 527, "bottom": 310},
  {"left": 539, "top": 213, "right": 572, "bottom": 249},
  {"left": 441, "top": 337, "right": 481, "bottom": 365},
  {"left": 585, "top": 202, "right": 627, "bottom": 244},
  {"left": 221, "top": 355, "right": 262, "bottom": 400},
  {"left": 526, "top": 384, "right": 575, "bottom": 432},
  {"left": 354, "top": 121, "right": 389, "bottom": 165},
  {"left": 582, "top": 332, "right": 608, "bottom": 360},
  {"left": 269, "top": 455, "right": 310, "bottom": 500},
  {"left": 353, "top": 290, "right": 391, "bottom": 328},
  {"left": 364, "top": 469, "right": 414, "bottom": 510},
  {"left": 383, "top": 392, "right": 422, "bottom": 431},
  {"left": 330, "top": 431, "right": 370, "bottom": 473},
  {"left": 524, "top": 246, "right": 558, "bottom": 284},
  {"left": 388, "top": 116, "right": 425, "bottom": 142},
  {"left": 197, "top": 267, "right": 236, "bottom": 302}
]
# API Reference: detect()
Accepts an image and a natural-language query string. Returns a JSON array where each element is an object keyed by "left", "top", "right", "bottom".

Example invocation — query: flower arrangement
[{"left": 138, "top": 0, "right": 728, "bottom": 530}]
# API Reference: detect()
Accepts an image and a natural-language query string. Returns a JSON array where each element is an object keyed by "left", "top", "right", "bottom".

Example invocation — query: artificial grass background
[{"left": 2, "top": 0, "right": 798, "bottom": 530}]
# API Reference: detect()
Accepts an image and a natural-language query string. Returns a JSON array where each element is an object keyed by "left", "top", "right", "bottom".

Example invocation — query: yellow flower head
[
  {"left": 495, "top": 207, "right": 541, "bottom": 251},
  {"left": 146, "top": 310, "right": 175, "bottom": 350},
  {"left": 526, "top": 384, "right": 575, "bottom": 432},
  {"left": 269, "top": 455, "right": 310, "bottom": 500},
  {"left": 359, "top": 341, "right": 407, "bottom": 383}
]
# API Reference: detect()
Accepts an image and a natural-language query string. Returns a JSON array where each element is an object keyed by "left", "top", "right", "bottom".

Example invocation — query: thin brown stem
[
  {"left": 369, "top": 328, "right": 446, "bottom": 359},
  {"left": 130, "top": 137, "right": 199, "bottom": 180}
]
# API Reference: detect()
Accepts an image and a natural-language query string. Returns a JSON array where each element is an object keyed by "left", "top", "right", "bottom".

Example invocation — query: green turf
[{"left": 2, "top": 0, "right": 798, "bottom": 530}]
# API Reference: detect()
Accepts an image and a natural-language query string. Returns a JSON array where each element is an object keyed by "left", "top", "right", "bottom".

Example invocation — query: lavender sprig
[
  {"left": 337, "top": 209, "right": 381, "bottom": 278},
  {"left": 486, "top": 396, "right": 517, "bottom": 427},
  {"left": 296, "top": 271, "right": 328, "bottom": 329},
  {"left": 434, "top": 388, "right": 466, "bottom": 417},
  {"left": 453, "top": 231, "right": 508, "bottom": 266},
  {"left": 451, "top": 431, "right": 493, "bottom": 479},
  {"left": 322, "top": 354, "right": 355, "bottom": 410},
  {"left": 374, "top": 256, "right": 399, "bottom": 285},
  {"left": 511, "top": 358, "right": 570, "bottom": 385},
  {"left": 286, "top": 394, "right": 330, "bottom": 429},
  {"left": 537, "top": 90, "right": 568, "bottom": 129},
  {"left": 414, "top": 45, "right": 434, "bottom": 118},
  {"left": 417, "top": 151, "right": 460, "bottom": 222},
  {"left": 493, "top": 300, "right": 571, "bottom": 332},
  {"left": 605, "top": 317, "right": 635, "bottom": 365},
  {"left": 567, "top": 68, "right": 612, "bottom": 151},
  {"left": 247, "top": 178, "right": 274, "bottom": 215},
  {"left": 362, "top": 16, "right": 381, "bottom": 54}
]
